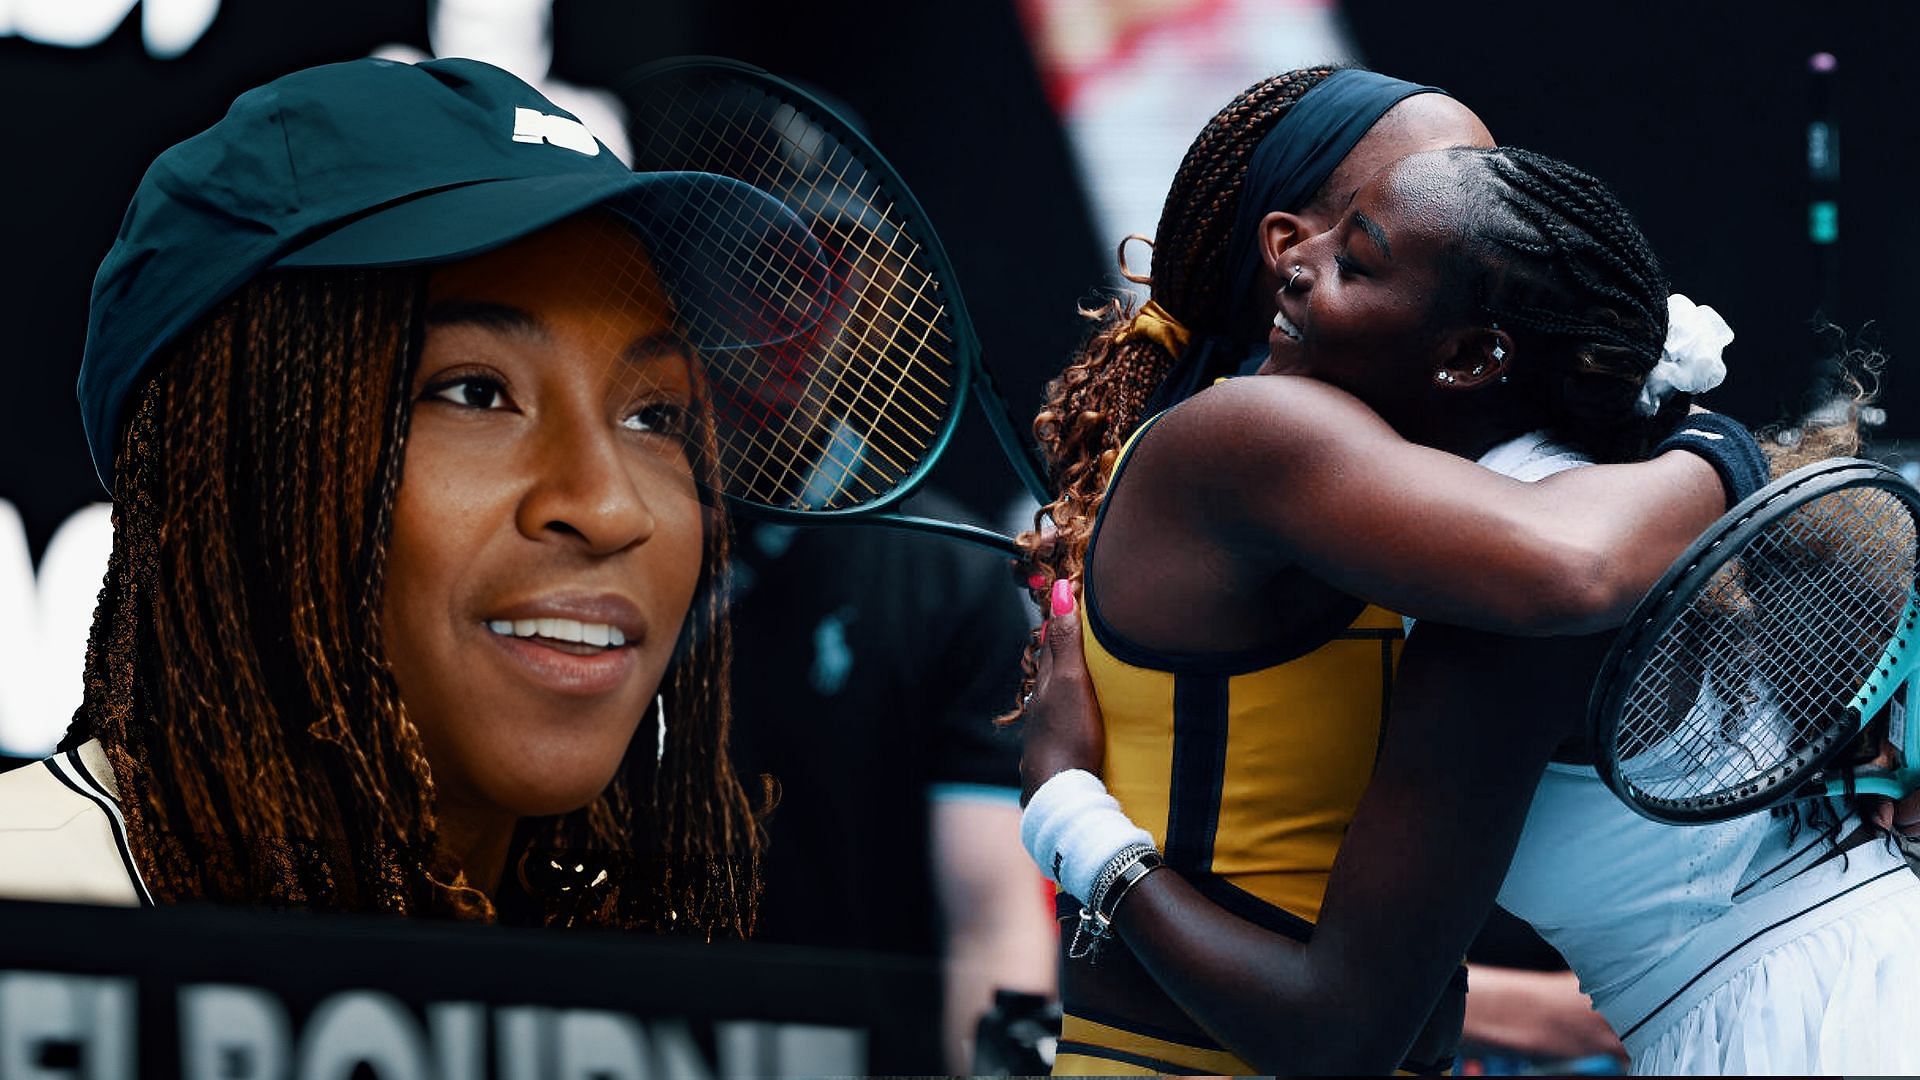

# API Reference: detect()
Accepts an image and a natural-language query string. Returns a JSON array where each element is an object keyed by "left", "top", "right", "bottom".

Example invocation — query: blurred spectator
[
  {"left": 1462, "top": 965, "right": 1627, "bottom": 1072},
  {"left": 726, "top": 492, "right": 1056, "bottom": 1073},
  {"left": 1461, "top": 908, "right": 1626, "bottom": 1075}
]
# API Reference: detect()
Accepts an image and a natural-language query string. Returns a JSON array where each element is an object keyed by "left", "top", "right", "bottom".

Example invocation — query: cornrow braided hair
[
  {"left": 1442, "top": 146, "right": 1684, "bottom": 463},
  {"left": 1008, "top": 66, "right": 1340, "bottom": 716},
  {"left": 64, "top": 267, "right": 762, "bottom": 935}
]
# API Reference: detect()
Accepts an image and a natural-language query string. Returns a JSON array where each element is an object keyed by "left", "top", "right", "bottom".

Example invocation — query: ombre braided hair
[
  {"left": 62, "top": 267, "right": 762, "bottom": 934},
  {"left": 1022, "top": 69, "right": 1340, "bottom": 571},
  {"left": 1010, "top": 67, "right": 1341, "bottom": 707}
]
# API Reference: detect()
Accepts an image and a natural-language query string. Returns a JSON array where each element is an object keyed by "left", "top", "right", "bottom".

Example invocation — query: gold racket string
[
  {"left": 673, "top": 82, "right": 955, "bottom": 509},
  {"left": 629, "top": 71, "right": 964, "bottom": 512}
]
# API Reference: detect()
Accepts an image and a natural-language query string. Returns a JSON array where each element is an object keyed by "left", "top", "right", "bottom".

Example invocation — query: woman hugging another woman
[{"left": 1016, "top": 66, "right": 1918, "bottom": 1076}]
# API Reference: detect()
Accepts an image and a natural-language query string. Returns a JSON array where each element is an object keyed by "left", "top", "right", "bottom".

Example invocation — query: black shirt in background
[
  {"left": 728, "top": 493, "right": 1029, "bottom": 953},
  {"left": 725, "top": 493, "right": 1031, "bottom": 1069}
]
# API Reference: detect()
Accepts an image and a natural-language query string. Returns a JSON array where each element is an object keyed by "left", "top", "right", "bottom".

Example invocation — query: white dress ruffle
[
  {"left": 1630, "top": 873, "right": 1920, "bottom": 1074},
  {"left": 1476, "top": 431, "right": 1920, "bottom": 1076}
]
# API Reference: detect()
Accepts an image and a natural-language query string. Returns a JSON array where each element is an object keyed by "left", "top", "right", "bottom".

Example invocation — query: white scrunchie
[{"left": 1637, "top": 293, "right": 1733, "bottom": 416}]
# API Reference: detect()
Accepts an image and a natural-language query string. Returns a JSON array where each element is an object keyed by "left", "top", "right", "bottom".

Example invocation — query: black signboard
[{"left": 0, "top": 899, "right": 939, "bottom": 1078}]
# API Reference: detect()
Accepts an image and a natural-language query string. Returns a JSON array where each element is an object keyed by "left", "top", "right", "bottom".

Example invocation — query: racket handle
[
  {"left": 1848, "top": 588, "right": 1920, "bottom": 726},
  {"left": 1841, "top": 771, "right": 1917, "bottom": 801}
]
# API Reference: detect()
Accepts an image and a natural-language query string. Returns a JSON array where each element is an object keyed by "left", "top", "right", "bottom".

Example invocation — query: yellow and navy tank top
[{"left": 1054, "top": 412, "right": 1462, "bottom": 1077}]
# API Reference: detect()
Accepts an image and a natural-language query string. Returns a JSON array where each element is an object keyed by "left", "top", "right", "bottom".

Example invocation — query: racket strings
[
  {"left": 663, "top": 104, "right": 945, "bottom": 506},
  {"left": 635, "top": 104, "right": 936, "bottom": 498},
  {"left": 1614, "top": 485, "right": 1918, "bottom": 812},
  {"left": 1620, "top": 499, "right": 1904, "bottom": 768},
  {"left": 629, "top": 73, "right": 964, "bottom": 512}
]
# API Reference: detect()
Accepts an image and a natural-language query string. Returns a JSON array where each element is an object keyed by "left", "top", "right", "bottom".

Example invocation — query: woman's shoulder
[
  {"left": 0, "top": 741, "right": 149, "bottom": 906},
  {"left": 1160, "top": 375, "right": 1396, "bottom": 467}
]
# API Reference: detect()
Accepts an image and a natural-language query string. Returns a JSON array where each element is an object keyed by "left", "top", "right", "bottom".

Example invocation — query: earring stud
[
  {"left": 1471, "top": 364, "right": 1485, "bottom": 377},
  {"left": 1492, "top": 343, "right": 1507, "bottom": 362},
  {"left": 1434, "top": 370, "right": 1456, "bottom": 384}
]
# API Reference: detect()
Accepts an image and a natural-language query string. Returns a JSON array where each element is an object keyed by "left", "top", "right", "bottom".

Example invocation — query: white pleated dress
[{"left": 1480, "top": 432, "right": 1920, "bottom": 1075}]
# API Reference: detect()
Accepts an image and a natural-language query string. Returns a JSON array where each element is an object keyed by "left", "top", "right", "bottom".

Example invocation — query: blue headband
[{"left": 1146, "top": 69, "right": 1449, "bottom": 412}]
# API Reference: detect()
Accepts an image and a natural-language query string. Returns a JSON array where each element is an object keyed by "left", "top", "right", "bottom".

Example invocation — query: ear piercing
[
  {"left": 1492, "top": 343, "right": 1507, "bottom": 362},
  {"left": 1283, "top": 265, "right": 1304, "bottom": 293},
  {"left": 1434, "top": 370, "right": 1456, "bottom": 384}
]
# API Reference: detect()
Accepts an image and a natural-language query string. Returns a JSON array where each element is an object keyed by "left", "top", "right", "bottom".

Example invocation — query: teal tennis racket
[
  {"left": 1591, "top": 458, "right": 1920, "bottom": 824},
  {"left": 624, "top": 58, "right": 1048, "bottom": 556}
]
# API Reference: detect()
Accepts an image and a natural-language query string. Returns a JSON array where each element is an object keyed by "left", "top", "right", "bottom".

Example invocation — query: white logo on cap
[{"left": 511, "top": 107, "right": 601, "bottom": 157}]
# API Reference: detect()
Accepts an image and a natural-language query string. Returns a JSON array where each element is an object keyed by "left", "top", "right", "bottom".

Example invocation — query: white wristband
[{"left": 1021, "top": 769, "right": 1154, "bottom": 905}]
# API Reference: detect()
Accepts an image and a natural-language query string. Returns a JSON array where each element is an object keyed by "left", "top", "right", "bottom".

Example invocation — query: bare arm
[
  {"left": 1463, "top": 964, "right": 1626, "bottom": 1063},
  {"left": 1108, "top": 625, "right": 1600, "bottom": 1073},
  {"left": 929, "top": 794, "right": 1057, "bottom": 1074},
  {"left": 1020, "top": 596, "right": 1608, "bottom": 1075},
  {"left": 1155, "top": 376, "right": 1724, "bottom": 635}
]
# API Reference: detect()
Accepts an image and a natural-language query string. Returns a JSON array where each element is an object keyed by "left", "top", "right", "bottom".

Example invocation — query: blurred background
[{"left": 0, "top": 1, "right": 1913, "bottom": 1073}]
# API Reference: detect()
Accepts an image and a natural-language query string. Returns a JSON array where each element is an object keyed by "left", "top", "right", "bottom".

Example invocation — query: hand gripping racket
[
  {"left": 1590, "top": 458, "right": 1920, "bottom": 824},
  {"left": 623, "top": 57, "right": 1050, "bottom": 556}
]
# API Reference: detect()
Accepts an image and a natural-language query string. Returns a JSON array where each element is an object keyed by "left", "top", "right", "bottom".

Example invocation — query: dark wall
[
  {"left": 1345, "top": 0, "right": 1914, "bottom": 435},
  {"left": 0, "top": 3, "right": 430, "bottom": 560}
]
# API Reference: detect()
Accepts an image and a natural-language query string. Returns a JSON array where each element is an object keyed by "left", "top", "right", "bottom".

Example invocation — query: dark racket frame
[
  {"left": 622, "top": 57, "right": 1051, "bottom": 557},
  {"left": 1589, "top": 457, "right": 1920, "bottom": 825}
]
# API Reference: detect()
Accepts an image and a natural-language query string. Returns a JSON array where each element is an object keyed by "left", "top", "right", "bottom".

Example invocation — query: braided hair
[
  {"left": 1437, "top": 146, "right": 1684, "bottom": 463},
  {"left": 1019, "top": 66, "right": 1340, "bottom": 603},
  {"left": 64, "top": 267, "right": 763, "bottom": 935},
  {"left": 1011, "top": 131, "right": 1694, "bottom": 714}
]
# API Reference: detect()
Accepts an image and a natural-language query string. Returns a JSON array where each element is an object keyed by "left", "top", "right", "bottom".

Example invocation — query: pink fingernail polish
[
  {"left": 1051, "top": 579, "right": 1074, "bottom": 617},
  {"left": 1027, "top": 572, "right": 1048, "bottom": 590}
]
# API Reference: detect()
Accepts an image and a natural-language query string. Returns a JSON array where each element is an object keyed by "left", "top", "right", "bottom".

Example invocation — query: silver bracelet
[
  {"left": 1098, "top": 846, "right": 1164, "bottom": 922},
  {"left": 1067, "top": 843, "right": 1162, "bottom": 962}
]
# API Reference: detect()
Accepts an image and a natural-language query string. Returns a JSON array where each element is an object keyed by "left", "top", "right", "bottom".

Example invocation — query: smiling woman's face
[
  {"left": 1262, "top": 153, "right": 1462, "bottom": 424},
  {"left": 384, "top": 211, "right": 705, "bottom": 821}
]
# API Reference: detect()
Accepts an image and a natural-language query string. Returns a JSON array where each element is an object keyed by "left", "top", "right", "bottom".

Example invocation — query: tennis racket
[
  {"left": 1590, "top": 457, "right": 1920, "bottom": 825},
  {"left": 621, "top": 57, "right": 1050, "bottom": 556}
]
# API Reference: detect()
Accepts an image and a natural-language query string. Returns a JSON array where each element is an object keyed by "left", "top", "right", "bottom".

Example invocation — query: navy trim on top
[
  {"left": 1066, "top": 1002, "right": 1228, "bottom": 1052},
  {"left": 1165, "top": 674, "right": 1230, "bottom": 876},
  {"left": 1054, "top": 872, "right": 1317, "bottom": 944},
  {"left": 1054, "top": 1040, "right": 1213, "bottom": 1075},
  {"left": 1186, "top": 871, "right": 1317, "bottom": 942},
  {"left": 1082, "top": 408, "right": 1398, "bottom": 677}
]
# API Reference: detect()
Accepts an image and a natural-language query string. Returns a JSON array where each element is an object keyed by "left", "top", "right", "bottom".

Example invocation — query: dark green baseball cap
[{"left": 79, "top": 56, "right": 824, "bottom": 490}]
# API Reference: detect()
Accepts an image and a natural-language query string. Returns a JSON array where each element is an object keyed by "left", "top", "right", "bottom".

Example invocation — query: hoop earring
[
  {"left": 1117, "top": 234, "right": 1155, "bottom": 285},
  {"left": 655, "top": 692, "right": 667, "bottom": 767},
  {"left": 1282, "top": 265, "right": 1305, "bottom": 293}
]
